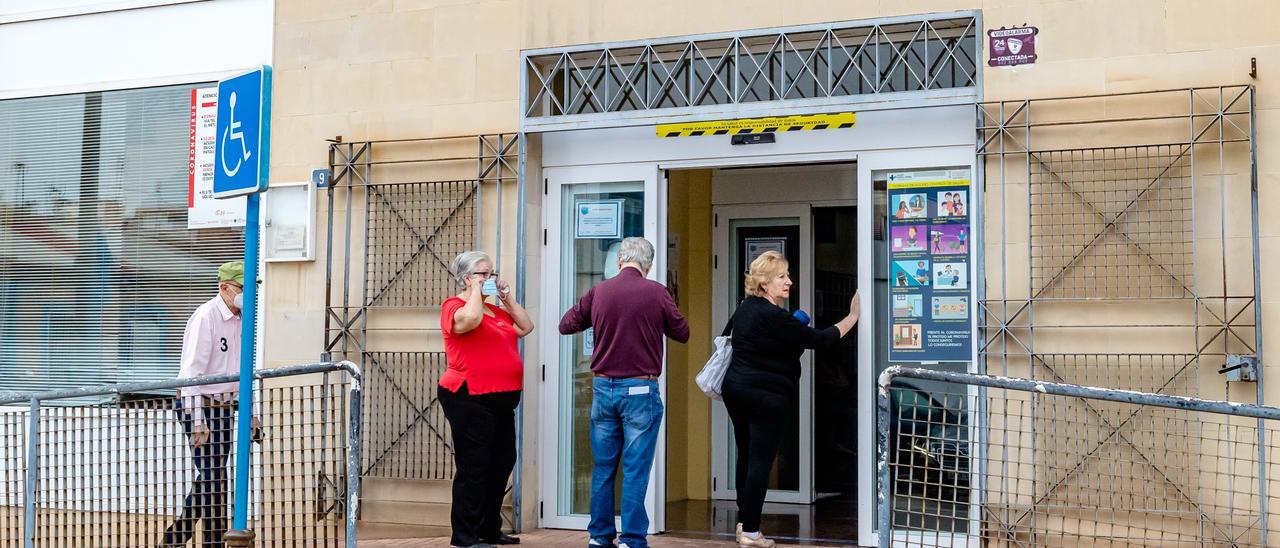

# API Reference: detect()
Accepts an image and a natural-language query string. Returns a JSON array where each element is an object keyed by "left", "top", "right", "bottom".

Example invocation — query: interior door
[
  {"left": 710, "top": 203, "right": 815, "bottom": 505},
  {"left": 539, "top": 164, "right": 664, "bottom": 532}
]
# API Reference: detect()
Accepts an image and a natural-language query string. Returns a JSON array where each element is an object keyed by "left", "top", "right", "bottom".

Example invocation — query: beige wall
[{"left": 269, "top": 0, "right": 1280, "bottom": 529}]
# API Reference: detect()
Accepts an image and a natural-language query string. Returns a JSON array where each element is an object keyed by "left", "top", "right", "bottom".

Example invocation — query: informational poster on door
[
  {"left": 575, "top": 200, "right": 623, "bottom": 239},
  {"left": 887, "top": 168, "right": 972, "bottom": 362},
  {"left": 745, "top": 238, "right": 786, "bottom": 265},
  {"left": 188, "top": 87, "right": 246, "bottom": 229}
]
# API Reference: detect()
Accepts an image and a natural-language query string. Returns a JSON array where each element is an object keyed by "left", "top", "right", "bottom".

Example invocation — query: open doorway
[{"left": 663, "top": 163, "right": 859, "bottom": 545}]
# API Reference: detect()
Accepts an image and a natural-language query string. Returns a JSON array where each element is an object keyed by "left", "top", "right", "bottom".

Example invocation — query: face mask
[
  {"left": 481, "top": 278, "right": 499, "bottom": 296},
  {"left": 233, "top": 292, "right": 244, "bottom": 309}
]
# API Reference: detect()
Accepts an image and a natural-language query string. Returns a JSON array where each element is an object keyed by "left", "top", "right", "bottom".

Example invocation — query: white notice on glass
[
  {"left": 583, "top": 327, "right": 594, "bottom": 357},
  {"left": 745, "top": 238, "right": 786, "bottom": 263},
  {"left": 575, "top": 200, "right": 623, "bottom": 239}
]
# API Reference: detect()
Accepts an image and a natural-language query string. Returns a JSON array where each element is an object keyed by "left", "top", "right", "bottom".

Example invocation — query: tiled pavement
[{"left": 358, "top": 529, "right": 834, "bottom": 547}]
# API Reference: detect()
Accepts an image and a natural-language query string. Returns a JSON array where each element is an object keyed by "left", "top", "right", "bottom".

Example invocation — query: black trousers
[
  {"left": 438, "top": 383, "right": 520, "bottom": 546},
  {"left": 721, "top": 378, "right": 791, "bottom": 533},
  {"left": 163, "top": 403, "right": 234, "bottom": 547}
]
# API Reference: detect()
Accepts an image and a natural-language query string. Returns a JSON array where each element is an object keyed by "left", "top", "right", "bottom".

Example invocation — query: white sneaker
[{"left": 735, "top": 524, "right": 776, "bottom": 548}]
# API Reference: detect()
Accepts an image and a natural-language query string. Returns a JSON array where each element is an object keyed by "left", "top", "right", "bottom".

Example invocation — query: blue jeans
[{"left": 588, "top": 377, "right": 663, "bottom": 548}]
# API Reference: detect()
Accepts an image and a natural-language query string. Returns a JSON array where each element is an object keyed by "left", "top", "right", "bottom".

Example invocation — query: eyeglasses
[{"left": 472, "top": 271, "right": 497, "bottom": 279}]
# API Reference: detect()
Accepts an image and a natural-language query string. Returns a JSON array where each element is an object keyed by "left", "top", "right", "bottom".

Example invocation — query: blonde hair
[{"left": 744, "top": 251, "right": 789, "bottom": 298}]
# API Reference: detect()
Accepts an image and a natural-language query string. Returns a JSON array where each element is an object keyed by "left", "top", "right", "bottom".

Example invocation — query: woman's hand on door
[{"left": 833, "top": 290, "right": 861, "bottom": 338}]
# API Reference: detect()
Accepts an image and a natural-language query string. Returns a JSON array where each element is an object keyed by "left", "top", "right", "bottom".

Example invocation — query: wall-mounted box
[{"left": 264, "top": 181, "right": 315, "bottom": 262}]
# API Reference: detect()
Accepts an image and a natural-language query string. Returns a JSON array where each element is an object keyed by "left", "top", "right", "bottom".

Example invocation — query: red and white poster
[{"left": 188, "top": 87, "right": 246, "bottom": 229}]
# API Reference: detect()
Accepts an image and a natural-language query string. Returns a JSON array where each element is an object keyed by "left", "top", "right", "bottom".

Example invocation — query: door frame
[
  {"left": 709, "top": 203, "right": 815, "bottom": 504},
  {"left": 539, "top": 162, "right": 665, "bottom": 532},
  {"left": 854, "top": 149, "right": 981, "bottom": 547},
  {"left": 537, "top": 144, "right": 978, "bottom": 544}
]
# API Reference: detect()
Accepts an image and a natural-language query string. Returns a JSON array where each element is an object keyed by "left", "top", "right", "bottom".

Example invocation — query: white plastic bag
[{"left": 695, "top": 335, "right": 733, "bottom": 400}]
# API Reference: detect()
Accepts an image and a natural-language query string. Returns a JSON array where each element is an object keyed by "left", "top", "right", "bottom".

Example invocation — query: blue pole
[{"left": 233, "top": 192, "right": 260, "bottom": 531}]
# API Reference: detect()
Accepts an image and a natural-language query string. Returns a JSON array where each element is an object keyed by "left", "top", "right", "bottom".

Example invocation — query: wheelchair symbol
[{"left": 220, "top": 91, "right": 252, "bottom": 177}]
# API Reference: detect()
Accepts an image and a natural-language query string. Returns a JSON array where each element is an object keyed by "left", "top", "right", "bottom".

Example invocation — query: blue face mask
[{"left": 481, "top": 278, "right": 499, "bottom": 296}]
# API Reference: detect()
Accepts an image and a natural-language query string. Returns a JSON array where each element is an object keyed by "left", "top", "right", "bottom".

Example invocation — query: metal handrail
[{"left": 0, "top": 361, "right": 362, "bottom": 406}]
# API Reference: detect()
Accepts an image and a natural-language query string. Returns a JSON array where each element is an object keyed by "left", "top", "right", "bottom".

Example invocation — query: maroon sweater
[{"left": 558, "top": 267, "right": 690, "bottom": 377}]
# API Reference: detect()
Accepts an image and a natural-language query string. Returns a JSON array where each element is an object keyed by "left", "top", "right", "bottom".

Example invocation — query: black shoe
[
  {"left": 483, "top": 534, "right": 520, "bottom": 545},
  {"left": 451, "top": 544, "right": 496, "bottom": 548}
]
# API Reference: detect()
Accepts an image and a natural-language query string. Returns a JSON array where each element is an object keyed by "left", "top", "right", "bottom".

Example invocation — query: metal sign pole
[
  {"left": 231, "top": 192, "right": 260, "bottom": 535},
  {"left": 212, "top": 65, "right": 271, "bottom": 546}
]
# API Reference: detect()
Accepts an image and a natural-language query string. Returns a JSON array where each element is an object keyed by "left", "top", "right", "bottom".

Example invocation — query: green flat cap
[{"left": 218, "top": 261, "right": 245, "bottom": 285}]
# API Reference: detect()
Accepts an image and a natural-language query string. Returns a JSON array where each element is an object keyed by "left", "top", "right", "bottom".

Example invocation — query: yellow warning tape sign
[
  {"left": 656, "top": 112, "right": 856, "bottom": 138},
  {"left": 887, "top": 179, "right": 971, "bottom": 190}
]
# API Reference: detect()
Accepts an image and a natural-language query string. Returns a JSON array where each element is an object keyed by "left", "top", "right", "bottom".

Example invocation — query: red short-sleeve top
[{"left": 439, "top": 297, "right": 523, "bottom": 394}]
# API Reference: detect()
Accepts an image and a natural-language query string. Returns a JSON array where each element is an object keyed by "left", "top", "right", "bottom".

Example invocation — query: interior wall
[
  {"left": 665, "top": 168, "right": 714, "bottom": 502},
  {"left": 711, "top": 163, "right": 857, "bottom": 206}
]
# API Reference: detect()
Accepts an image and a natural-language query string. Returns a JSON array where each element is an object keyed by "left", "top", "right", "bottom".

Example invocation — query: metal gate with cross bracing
[
  {"left": 880, "top": 85, "right": 1271, "bottom": 546},
  {"left": 322, "top": 134, "right": 520, "bottom": 514}
]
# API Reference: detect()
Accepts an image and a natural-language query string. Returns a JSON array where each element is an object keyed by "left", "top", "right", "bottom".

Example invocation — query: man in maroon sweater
[{"left": 559, "top": 237, "right": 689, "bottom": 548}]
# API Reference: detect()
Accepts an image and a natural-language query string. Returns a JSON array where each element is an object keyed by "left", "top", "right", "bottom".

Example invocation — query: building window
[{"left": 0, "top": 84, "right": 244, "bottom": 394}]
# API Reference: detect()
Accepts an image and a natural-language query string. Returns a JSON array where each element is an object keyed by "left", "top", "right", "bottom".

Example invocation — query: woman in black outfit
[{"left": 723, "top": 251, "right": 860, "bottom": 547}]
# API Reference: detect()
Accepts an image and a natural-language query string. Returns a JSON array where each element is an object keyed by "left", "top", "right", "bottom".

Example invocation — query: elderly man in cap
[{"left": 162, "top": 260, "right": 260, "bottom": 547}]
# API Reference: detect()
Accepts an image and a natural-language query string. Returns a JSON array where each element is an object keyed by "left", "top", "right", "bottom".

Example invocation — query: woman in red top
[{"left": 439, "top": 250, "right": 534, "bottom": 548}]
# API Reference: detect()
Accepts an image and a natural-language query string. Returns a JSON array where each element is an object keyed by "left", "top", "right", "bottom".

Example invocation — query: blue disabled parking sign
[
  {"left": 214, "top": 66, "right": 271, "bottom": 198},
  {"left": 213, "top": 66, "right": 273, "bottom": 537}
]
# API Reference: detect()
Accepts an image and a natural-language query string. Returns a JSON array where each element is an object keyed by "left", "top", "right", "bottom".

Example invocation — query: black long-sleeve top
[{"left": 726, "top": 296, "right": 841, "bottom": 393}]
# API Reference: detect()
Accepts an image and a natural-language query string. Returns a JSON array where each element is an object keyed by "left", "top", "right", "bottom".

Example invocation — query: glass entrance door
[
  {"left": 853, "top": 151, "right": 978, "bottom": 546},
  {"left": 541, "top": 164, "right": 662, "bottom": 531}
]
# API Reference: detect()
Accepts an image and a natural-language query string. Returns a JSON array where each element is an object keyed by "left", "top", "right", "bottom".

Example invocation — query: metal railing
[
  {"left": 0, "top": 361, "right": 362, "bottom": 548},
  {"left": 876, "top": 366, "right": 1280, "bottom": 547},
  {"left": 521, "top": 12, "right": 979, "bottom": 128}
]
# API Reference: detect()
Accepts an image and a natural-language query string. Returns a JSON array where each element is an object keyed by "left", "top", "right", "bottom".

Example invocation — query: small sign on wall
[{"left": 988, "top": 27, "right": 1038, "bottom": 67}]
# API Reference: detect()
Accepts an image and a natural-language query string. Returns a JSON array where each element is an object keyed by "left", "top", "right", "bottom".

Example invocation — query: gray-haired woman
[{"left": 439, "top": 251, "right": 534, "bottom": 548}]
